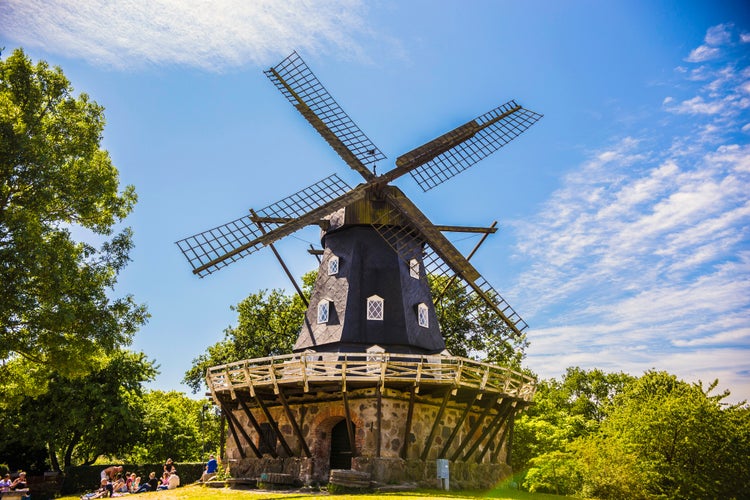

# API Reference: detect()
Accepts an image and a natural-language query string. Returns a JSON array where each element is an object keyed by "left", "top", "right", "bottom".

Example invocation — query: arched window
[
  {"left": 409, "top": 258, "right": 420, "bottom": 279},
  {"left": 417, "top": 303, "right": 429, "bottom": 328},
  {"left": 328, "top": 255, "right": 339, "bottom": 275},
  {"left": 366, "top": 295, "right": 384, "bottom": 320},
  {"left": 317, "top": 299, "right": 330, "bottom": 324}
]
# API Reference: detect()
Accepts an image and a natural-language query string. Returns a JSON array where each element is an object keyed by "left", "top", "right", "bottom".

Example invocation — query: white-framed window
[
  {"left": 409, "top": 258, "right": 420, "bottom": 279},
  {"left": 417, "top": 303, "right": 429, "bottom": 328},
  {"left": 327, "top": 255, "right": 339, "bottom": 275},
  {"left": 366, "top": 295, "right": 384, "bottom": 320},
  {"left": 317, "top": 300, "right": 330, "bottom": 324}
]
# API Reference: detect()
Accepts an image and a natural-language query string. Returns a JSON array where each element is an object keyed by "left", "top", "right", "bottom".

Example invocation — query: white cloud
[
  {"left": 515, "top": 28, "right": 750, "bottom": 402},
  {"left": 0, "top": 0, "right": 374, "bottom": 70},
  {"left": 704, "top": 23, "right": 733, "bottom": 46},
  {"left": 686, "top": 45, "right": 721, "bottom": 63}
]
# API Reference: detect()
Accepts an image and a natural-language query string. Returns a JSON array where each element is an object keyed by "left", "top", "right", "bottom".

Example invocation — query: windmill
[{"left": 177, "top": 52, "right": 541, "bottom": 488}]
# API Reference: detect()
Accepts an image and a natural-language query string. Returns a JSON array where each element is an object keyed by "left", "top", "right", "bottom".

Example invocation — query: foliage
[
  {"left": 182, "top": 287, "right": 308, "bottom": 392},
  {"left": 0, "top": 350, "right": 156, "bottom": 470},
  {"left": 430, "top": 275, "right": 528, "bottom": 368},
  {"left": 0, "top": 48, "right": 147, "bottom": 382},
  {"left": 125, "top": 391, "right": 221, "bottom": 463},
  {"left": 574, "top": 371, "right": 750, "bottom": 499},
  {"left": 516, "top": 368, "right": 750, "bottom": 500}
]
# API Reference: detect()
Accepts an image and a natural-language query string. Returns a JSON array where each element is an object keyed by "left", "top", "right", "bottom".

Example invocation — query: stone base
[{"left": 229, "top": 456, "right": 511, "bottom": 490}]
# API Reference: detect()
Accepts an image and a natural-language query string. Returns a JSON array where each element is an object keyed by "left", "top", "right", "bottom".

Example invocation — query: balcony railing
[{"left": 206, "top": 352, "right": 535, "bottom": 402}]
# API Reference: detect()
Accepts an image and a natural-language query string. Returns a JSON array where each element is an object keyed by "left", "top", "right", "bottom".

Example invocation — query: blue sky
[{"left": 2, "top": 0, "right": 749, "bottom": 402}]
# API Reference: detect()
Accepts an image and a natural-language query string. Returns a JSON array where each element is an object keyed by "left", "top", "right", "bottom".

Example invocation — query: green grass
[{"left": 61, "top": 484, "right": 575, "bottom": 500}]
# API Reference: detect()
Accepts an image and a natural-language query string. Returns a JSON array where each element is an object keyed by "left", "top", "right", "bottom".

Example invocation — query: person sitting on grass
[
  {"left": 135, "top": 472, "right": 157, "bottom": 493},
  {"left": 156, "top": 472, "right": 169, "bottom": 491},
  {"left": 201, "top": 454, "right": 218, "bottom": 482},
  {"left": 10, "top": 472, "right": 27, "bottom": 490},
  {"left": 167, "top": 470, "right": 180, "bottom": 490},
  {"left": 1, "top": 474, "right": 12, "bottom": 492}
]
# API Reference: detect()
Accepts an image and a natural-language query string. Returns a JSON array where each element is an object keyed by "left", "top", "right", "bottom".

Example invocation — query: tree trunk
[
  {"left": 63, "top": 431, "right": 82, "bottom": 469},
  {"left": 48, "top": 442, "right": 61, "bottom": 472}
]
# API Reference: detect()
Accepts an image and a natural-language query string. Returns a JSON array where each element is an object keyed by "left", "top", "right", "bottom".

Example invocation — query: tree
[
  {"left": 575, "top": 371, "right": 750, "bottom": 499},
  {"left": 431, "top": 274, "right": 528, "bottom": 368},
  {"left": 183, "top": 287, "right": 307, "bottom": 392},
  {"left": 125, "top": 391, "right": 222, "bottom": 463},
  {"left": 0, "top": 350, "right": 157, "bottom": 470},
  {"left": 0, "top": 48, "right": 147, "bottom": 381}
]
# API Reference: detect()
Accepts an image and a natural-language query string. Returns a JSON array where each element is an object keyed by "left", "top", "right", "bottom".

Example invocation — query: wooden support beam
[
  {"left": 433, "top": 224, "right": 498, "bottom": 234},
  {"left": 237, "top": 397, "right": 278, "bottom": 458},
  {"left": 439, "top": 391, "right": 480, "bottom": 457},
  {"left": 477, "top": 402, "right": 515, "bottom": 464},
  {"left": 343, "top": 391, "right": 357, "bottom": 457},
  {"left": 461, "top": 398, "right": 512, "bottom": 462},
  {"left": 421, "top": 390, "right": 452, "bottom": 461},
  {"left": 254, "top": 393, "right": 294, "bottom": 457},
  {"left": 450, "top": 396, "right": 503, "bottom": 461},
  {"left": 470, "top": 400, "right": 514, "bottom": 462},
  {"left": 221, "top": 405, "right": 247, "bottom": 459},
  {"left": 228, "top": 406, "right": 262, "bottom": 458},
  {"left": 400, "top": 385, "right": 417, "bottom": 459},
  {"left": 278, "top": 390, "right": 311, "bottom": 458},
  {"left": 506, "top": 411, "right": 516, "bottom": 467},
  {"left": 376, "top": 386, "right": 383, "bottom": 458},
  {"left": 490, "top": 407, "right": 515, "bottom": 463}
]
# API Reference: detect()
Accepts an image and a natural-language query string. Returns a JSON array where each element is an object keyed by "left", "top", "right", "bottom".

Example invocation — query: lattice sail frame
[
  {"left": 265, "top": 51, "right": 386, "bottom": 178},
  {"left": 176, "top": 174, "right": 352, "bottom": 277},
  {"left": 370, "top": 204, "right": 528, "bottom": 337},
  {"left": 404, "top": 100, "right": 543, "bottom": 192}
]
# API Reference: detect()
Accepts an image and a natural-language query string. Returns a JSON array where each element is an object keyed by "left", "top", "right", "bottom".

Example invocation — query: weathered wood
[
  {"left": 376, "top": 385, "right": 382, "bottom": 457},
  {"left": 477, "top": 401, "right": 515, "bottom": 462},
  {"left": 278, "top": 389, "right": 311, "bottom": 457},
  {"left": 465, "top": 399, "right": 513, "bottom": 462},
  {"left": 400, "top": 385, "right": 417, "bottom": 459},
  {"left": 439, "top": 391, "right": 480, "bottom": 457},
  {"left": 343, "top": 391, "right": 357, "bottom": 457},
  {"left": 222, "top": 405, "right": 247, "bottom": 459},
  {"left": 421, "top": 389, "right": 452, "bottom": 461},
  {"left": 254, "top": 393, "right": 294, "bottom": 457},
  {"left": 237, "top": 396, "right": 278, "bottom": 458},
  {"left": 450, "top": 396, "right": 503, "bottom": 461}
]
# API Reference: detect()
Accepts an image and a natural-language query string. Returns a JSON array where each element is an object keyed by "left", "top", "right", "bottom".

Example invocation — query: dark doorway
[{"left": 329, "top": 420, "right": 354, "bottom": 470}]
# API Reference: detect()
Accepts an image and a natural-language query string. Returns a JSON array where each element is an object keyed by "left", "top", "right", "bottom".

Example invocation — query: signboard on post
[{"left": 436, "top": 458, "right": 450, "bottom": 490}]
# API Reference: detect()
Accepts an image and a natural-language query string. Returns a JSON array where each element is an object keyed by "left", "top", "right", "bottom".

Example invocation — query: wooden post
[
  {"left": 450, "top": 397, "right": 503, "bottom": 461},
  {"left": 421, "top": 390, "right": 452, "bottom": 461},
  {"left": 254, "top": 394, "right": 294, "bottom": 457},
  {"left": 221, "top": 404, "right": 247, "bottom": 459},
  {"left": 400, "top": 385, "right": 417, "bottom": 459},
  {"left": 343, "top": 391, "right": 357, "bottom": 457},
  {"left": 376, "top": 385, "right": 383, "bottom": 457},
  {"left": 476, "top": 401, "right": 515, "bottom": 463},
  {"left": 465, "top": 400, "right": 513, "bottom": 462},
  {"left": 278, "top": 390, "right": 311, "bottom": 457},
  {"left": 237, "top": 397, "right": 278, "bottom": 458},
  {"left": 439, "top": 391, "right": 480, "bottom": 457}
]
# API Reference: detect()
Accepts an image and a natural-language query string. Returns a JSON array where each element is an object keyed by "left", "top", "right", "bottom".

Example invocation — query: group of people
[
  {"left": 0, "top": 471, "right": 28, "bottom": 495},
  {"left": 83, "top": 459, "right": 181, "bottom": 499}
]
